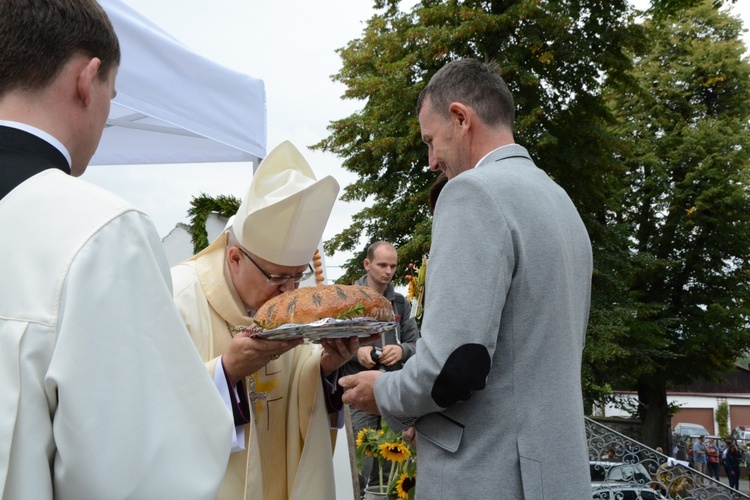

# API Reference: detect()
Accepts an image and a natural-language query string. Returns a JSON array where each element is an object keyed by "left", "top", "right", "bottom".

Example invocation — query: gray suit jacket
[{"left": 375, "top": 144, "right": 592, "bottom": 499}]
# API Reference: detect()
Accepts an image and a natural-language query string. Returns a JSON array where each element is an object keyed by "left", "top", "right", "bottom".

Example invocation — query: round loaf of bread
[{"left": 254, "top": 284, "right": 395, "bottom": 329}]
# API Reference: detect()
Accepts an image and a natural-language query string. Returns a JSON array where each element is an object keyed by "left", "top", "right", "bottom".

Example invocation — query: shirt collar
[
  {"left": 0, "top": 120, "right": 72, "bottom": 167},
  {"left": 474, "top": 143, "right": 517, "bottom": 168}
]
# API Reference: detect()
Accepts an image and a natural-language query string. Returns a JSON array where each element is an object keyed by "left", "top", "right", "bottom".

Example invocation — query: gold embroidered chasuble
[{"left": 171, "top": 234, "right": 337, "bottom": 500}]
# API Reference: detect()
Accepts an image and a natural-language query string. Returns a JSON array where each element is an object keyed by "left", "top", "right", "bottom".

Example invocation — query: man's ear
[
  {"left": 227, "top": 246, "right": 242, "bottom": 264},
  {"left": 363, "top": 258, "right": 371, "bottom": 270},
  {"left": 227, "top": 246, "right": 244, "bottom": 275},
  {"left": 76, "top": 57, "right": 101, "bottom": 106},
  {"left": 448, "top": 102, "right": 470, "bottom": 128}
]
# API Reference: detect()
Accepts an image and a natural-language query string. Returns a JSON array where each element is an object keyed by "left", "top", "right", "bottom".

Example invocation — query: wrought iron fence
[{"left": 586, "top": 418, "right": 746, "bottom": 499}]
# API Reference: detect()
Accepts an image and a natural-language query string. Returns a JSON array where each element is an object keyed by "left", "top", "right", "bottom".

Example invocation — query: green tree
[
  {"left": 603, "top": 0, "right": 750, "bottom": 448},
  {"left": 648, "top": 0, "right": 737, "bottom": 20},
  {"left": 314, "top": 1, "right": 750, "bottom": 449},
  {"left": 315, "top": 0, "right": 645, "bottom": 289}
]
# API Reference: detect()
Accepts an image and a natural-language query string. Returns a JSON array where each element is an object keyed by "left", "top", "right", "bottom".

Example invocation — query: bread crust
[{"left": 254, "top": 284, "right": 395, "bottom": 328}]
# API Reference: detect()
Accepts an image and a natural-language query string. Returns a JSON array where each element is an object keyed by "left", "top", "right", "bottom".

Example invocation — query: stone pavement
[
  {"left": 712, "top": 474, "right": 749, "bottom": 497},
  {"left": 737, "top": 476, "right": 749, "bottom": 497}
]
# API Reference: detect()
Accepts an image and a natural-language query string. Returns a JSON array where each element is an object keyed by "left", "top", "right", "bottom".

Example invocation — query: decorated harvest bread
[{"left": 254, "top": 284, "right": 395, "bottom": 329}]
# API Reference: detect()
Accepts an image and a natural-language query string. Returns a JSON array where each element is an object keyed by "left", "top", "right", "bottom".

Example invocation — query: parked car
[
  {"left": 732, "top": 426, "right": 750, "bottom": 441},
  {"left": 605, "top": 463, "right": 651, "bottom": 484},
  {"left": 592, "top": 483, "right": 668, "bottom": 500},
  {"left": 591, "top": 461, "right": 620, "bottom": 482},
  {"left": 673, "top": 422, "right": 710, "bottom": 438},
  {"left": 590, "top": 461, "right": 651, "bottom": 485}
]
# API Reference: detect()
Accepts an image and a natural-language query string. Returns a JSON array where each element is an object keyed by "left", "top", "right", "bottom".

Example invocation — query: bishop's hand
[
  {"left": 222, "top": 328, "right": 303, "bottom": 383},
  {"left": 319, "top": 336, "right": 360, "bottom": 377}
]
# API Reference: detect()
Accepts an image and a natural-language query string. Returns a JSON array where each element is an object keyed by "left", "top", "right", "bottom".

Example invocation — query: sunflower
[
  {"left": 356, "top": 428, "right": 383, "bottom": 457},
  {"left": 355, "top": 429, "right": 366, "bottom": 447},
  {"left": 355, "top": 420, "right": 416, "bottom": 495},
  {"left": 379, "top": 442, "right": 411, "bottom": 462},
  {"left": 395, "top": 472, "right": 416, "bottom": 499}
]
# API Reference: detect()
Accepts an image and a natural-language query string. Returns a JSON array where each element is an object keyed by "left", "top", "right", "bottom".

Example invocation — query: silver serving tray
[{"left": 253, "top": 317, "right": 396, "bottom": 341}]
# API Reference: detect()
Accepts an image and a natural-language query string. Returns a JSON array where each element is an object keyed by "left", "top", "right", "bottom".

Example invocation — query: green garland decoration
[
  {"left": 187, "top": 193, "right": 241, "bottom": 253},
  {"left": 716, "top": 401, "right": 729, "bottom": 438}
]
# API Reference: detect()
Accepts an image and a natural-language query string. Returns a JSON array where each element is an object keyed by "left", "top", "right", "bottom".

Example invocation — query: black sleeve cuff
[
  {"left": 222, "top": 363, "right": 251, "bottom": 426},
  {"left": 322, "top": 369, "right": 344, "bottom": 413}
]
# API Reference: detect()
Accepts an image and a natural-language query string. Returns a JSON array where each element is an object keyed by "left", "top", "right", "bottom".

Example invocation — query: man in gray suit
[{"left": 340, "top": 58, "right": 593, "bottom": 499}]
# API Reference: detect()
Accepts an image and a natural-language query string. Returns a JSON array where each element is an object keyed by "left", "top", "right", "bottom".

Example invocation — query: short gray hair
[{"left": 417, "top": 59, "right": 514, "bottom": 130}]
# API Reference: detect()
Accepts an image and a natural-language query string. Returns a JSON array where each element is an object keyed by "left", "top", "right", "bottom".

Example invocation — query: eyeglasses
[{"left": 238, "top": 247, "right": 314, "bottom": 285}]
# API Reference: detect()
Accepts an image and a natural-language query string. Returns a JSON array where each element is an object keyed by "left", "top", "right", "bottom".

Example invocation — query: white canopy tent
[{"left": 93, "top": 0, "right": 266, "bottom": 167}]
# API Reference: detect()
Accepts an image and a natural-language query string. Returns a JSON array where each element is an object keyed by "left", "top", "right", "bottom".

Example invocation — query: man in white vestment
[
  {"left": 0, "top": 1, "right": 233, "bottom": 498},
  {"left": 172, "top": 140, "right": 363, "bottom": 500}
]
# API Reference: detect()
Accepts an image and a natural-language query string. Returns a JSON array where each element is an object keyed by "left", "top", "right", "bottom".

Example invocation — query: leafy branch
[{"left": 337, "top": 302, "right": 366, "bottom": 320}]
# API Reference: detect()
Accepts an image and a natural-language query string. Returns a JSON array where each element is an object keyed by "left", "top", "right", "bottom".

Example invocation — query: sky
[
  {"left": 85, "top": 0, "right": 387, "bottom": 281},
  {"left": 84, "top": 0, "right": 750, "bottom": 283}
]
